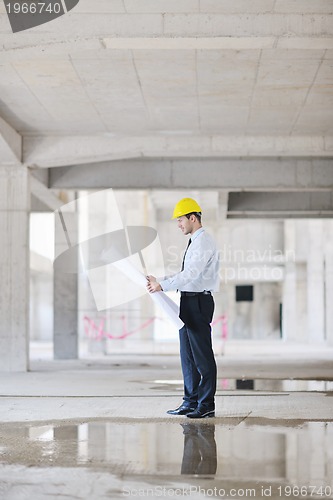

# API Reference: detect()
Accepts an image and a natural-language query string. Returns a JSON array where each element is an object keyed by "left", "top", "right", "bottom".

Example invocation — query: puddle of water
[
  {"left": 150, "top": 379, "right": 333, "bottom": 392},
  {"left": 0, "top": 420, "right": 332, "bottom": 488}
]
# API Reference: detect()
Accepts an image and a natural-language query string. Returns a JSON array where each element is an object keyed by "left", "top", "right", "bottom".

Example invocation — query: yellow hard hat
[{"left": 172, "top": 198, "right": 202, "bottom": 219}]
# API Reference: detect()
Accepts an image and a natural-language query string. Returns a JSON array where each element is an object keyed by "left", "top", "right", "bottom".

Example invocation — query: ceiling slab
[
  {"left": 0, "top": 0, "right": 331, "bottom": 191},
  {"left": 1, "top": 44, "right": 331, "bottom": 141}
]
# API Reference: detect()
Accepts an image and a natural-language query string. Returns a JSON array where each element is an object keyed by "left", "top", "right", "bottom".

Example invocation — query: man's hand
[{"left": 146, "top": 275, "right": 162, "bottom": 293}]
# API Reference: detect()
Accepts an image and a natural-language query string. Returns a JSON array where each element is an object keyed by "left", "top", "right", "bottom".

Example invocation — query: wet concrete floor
[
  {"left": 0, "top": 355, "right": 332, "bottom": 499},
  {"left": 0, "top": 419, "right": 332, "bottom": 499},
  {"left": 150, "top": 378, "right": 333, "bottom": 392}
]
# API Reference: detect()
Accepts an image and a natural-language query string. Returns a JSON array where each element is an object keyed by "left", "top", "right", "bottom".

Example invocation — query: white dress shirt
[{"left": 160, "top": 227, "right": 220, "bottom": 292}]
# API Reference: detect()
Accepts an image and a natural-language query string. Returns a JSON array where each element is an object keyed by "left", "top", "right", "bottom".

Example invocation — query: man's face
[{"left": 177, "top": 215, "right": 192, "bottom": 235}]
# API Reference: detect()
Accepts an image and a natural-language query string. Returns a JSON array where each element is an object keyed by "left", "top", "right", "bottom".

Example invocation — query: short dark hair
[{"left": 186, "top": 212, "right": 202, "bottom": 223}]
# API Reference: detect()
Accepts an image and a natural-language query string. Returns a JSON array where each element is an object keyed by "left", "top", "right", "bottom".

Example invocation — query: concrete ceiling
[
  {"left": 1, "top": 47, "right": 332, "bottom": 139},
  {"left": 0, "top": 0, "right": 332, "bottom": 217}
]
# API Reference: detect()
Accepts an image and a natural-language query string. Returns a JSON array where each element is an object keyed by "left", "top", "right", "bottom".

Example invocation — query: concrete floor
[{"left": 0, "top": 350, "right": 333, "bottom": 499}]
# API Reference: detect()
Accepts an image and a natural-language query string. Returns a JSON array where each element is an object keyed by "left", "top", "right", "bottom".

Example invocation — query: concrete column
[
  {"left": 54, "top": 425, "right": 78, "bottom": 446},
  {"left": 54, "top": 210, "right": 78, "bottom": 359},
  {"left": 0, "top": 166, "right": 30, "bottom": 371},
  {"left": 325, "top": 221, "right": 333, "bottom": 347},
  {"left": 307, "top": 221, "right": 325, "bottom": 344},
  {"left": 88, "top": 423, "right": 107, "bottom": 462},
  {"left": 282, "top": 221, "right": 297, "bottom": 341},
  {"left": 140, "top": 191, "right": 156, "bottom": 346},
  {"left": 77, "top": 192, "right": 107, "bottom": 355}
]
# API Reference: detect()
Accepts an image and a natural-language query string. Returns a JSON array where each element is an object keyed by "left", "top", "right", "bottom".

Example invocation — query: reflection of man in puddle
[{"left": 180, "top": 423, "right": 217, "bottom": 475}]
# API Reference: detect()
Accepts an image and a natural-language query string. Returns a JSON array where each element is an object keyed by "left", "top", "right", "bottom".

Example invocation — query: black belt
[{"left": 180, "top": 291, "right": 211, "bottom": 296}]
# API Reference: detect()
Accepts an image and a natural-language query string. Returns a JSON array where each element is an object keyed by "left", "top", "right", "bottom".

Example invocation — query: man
[{"left": 147, "top": 197, "right": 219, "bottom": 419}]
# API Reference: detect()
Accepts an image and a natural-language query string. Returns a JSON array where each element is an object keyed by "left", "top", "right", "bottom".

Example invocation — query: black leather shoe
[
  {"left": 186, "top": 408, "right": 215, "bottom": 419},
  {"left": 167, "top": 404, "right": 197, "bottom": 415}
]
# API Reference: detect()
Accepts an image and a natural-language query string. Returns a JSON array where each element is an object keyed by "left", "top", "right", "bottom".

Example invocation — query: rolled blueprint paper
[{"left": 113, "top": 255, "right": 184, "bottom": 330}]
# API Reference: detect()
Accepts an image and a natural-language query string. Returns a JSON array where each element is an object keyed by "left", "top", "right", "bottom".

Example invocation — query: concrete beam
[
  {"left": 30, "top": 172, "right": 63, "bottom": 211},
  {"left": 0, "top": 37, "right": 332, "bottom": 62},
  {"left": 31, "top": 195, "right": 54, "bottom": 212},
  {"left": 0, "top": 12, "right": 332, "bottom": 50},
  {"left": 0, "top": 116, "right": 22, "bottom": 165},
  {"left": 49, "top": 158, "right": 333, "bottom": 191},
  {"left": 103, "top": 36, "right": 333, "bottom": 50},
  {"left": 0, "top": 3, "right": 332, "bottom": 60},
  {"left": 228, "top": 192, "right": 333, "bottom": 218},
  {"left": 23, "top": 136, "right": 333, "bottom": 168}
]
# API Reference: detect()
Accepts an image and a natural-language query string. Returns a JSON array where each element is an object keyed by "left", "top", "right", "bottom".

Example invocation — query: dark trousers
[
  {"left": 179, "top": 294, "right": 217, "bottom": 410},
  {"left": 181, "top": 423, "right": 217, "bottom": 475}
]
